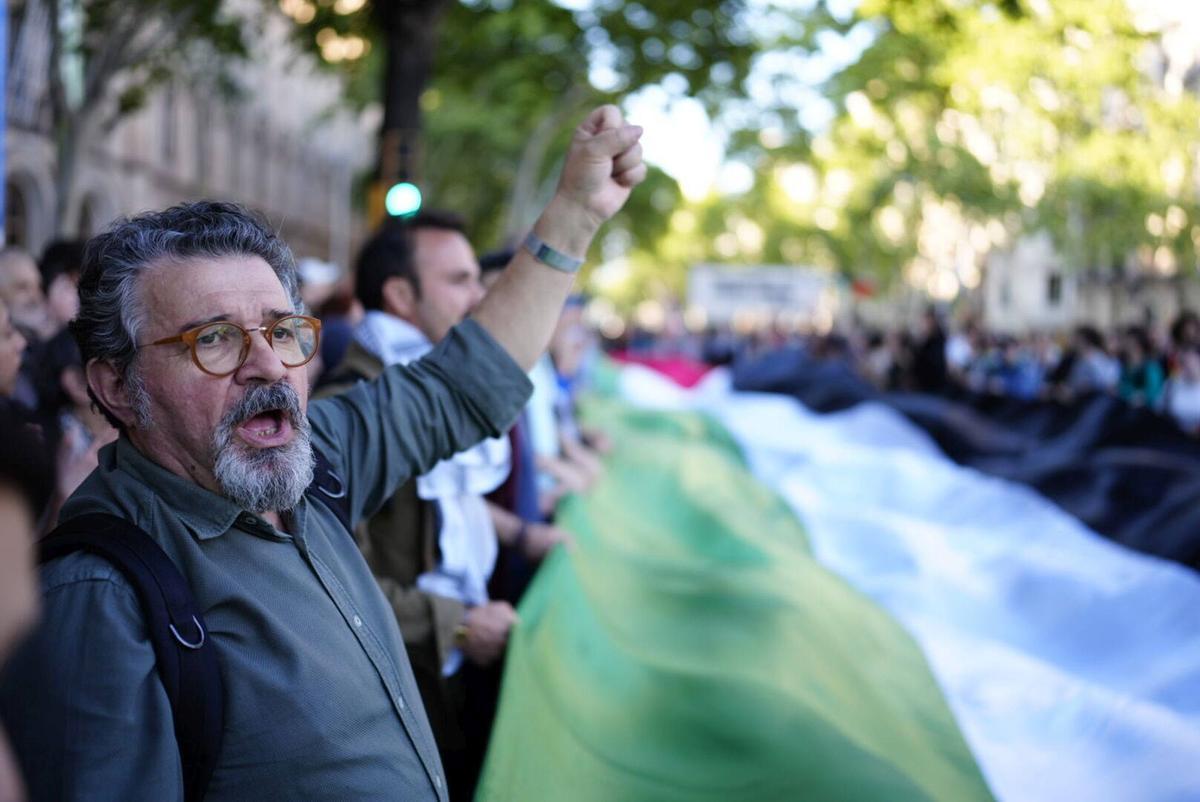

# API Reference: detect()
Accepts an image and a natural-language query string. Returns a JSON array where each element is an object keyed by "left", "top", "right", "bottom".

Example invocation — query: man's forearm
[
  {"left": 487, "top": 500, "right": 524, "bottom": 546},
  {"left": 470, "top": 196, "right": 597, "bottom": 372}
]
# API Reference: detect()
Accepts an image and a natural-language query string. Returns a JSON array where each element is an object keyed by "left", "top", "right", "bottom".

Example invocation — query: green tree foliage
[
  {"left": 744, "top": 0, "right": 1200, "bottom": 291},
  {"left": 288, "top": 0, "right": 1200, "bottom": 302},
  {"left": 284, "top": 0, "right": 763, "bottom": 252}
]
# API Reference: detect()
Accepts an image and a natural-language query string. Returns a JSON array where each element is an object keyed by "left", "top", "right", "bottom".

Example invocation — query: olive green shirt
[{"left": 0, "top": 319, "right": 532, "bottom": 801}]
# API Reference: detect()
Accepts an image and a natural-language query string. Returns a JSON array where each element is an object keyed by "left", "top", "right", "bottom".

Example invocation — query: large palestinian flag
[{"left": 477, "top": 359, "right": 1200, "bottom": 802}]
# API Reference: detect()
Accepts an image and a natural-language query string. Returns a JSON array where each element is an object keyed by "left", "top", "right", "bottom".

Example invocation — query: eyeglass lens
[{"left": 193, "top": 317, "right": 318, "bottom": 374}]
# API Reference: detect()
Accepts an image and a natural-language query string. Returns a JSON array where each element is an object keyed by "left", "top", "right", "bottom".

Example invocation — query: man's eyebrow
[
  {"left": 176, "top": 309, "right": 294, "bottom": 332},
  {"left": 178, "top": 313, "right": 232, "bottom": 332}
]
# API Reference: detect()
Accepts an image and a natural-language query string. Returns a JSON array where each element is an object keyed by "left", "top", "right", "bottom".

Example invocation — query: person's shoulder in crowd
[
  {"left": 38, "top": 437, "right": 148, "bottom": 600},
  {"left": 313, "top": 338, "right": 385, "bottom": 399}
]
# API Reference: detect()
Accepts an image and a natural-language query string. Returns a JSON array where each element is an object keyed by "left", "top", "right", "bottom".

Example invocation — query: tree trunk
[{"left": 52, "top": 113, "right": 81, "bottom": 235}]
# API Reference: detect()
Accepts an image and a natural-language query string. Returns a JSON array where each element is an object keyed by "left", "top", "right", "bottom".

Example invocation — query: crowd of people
[
  {"left": 855, "top": 309, "right": 1200, "bottom": 432},
  {"left": 616, "top": 304, "right": 1200, "bottom": 435},
  {"left": 0, "top": 104, "right": 644, "bottom": 801}
]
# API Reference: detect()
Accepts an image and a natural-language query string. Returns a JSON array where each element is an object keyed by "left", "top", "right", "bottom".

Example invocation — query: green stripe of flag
[{"left": 477, "top": 396, "right": 994, "bottom": 802}]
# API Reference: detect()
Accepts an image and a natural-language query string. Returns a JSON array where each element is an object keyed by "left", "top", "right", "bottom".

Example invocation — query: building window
[
  {"left": 4, "top": 181, "right": 29, "bottom": 249},
  {"left": 1047, "top": 273, "right": 1063, "bottom": 306}
]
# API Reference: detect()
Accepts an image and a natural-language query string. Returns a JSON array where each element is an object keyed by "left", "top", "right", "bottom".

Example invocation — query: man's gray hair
[{"left": 70, "top": 200, "right": 301, "bottom": 429}]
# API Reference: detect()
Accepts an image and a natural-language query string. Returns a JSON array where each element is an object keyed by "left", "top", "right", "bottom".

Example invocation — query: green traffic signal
[{"left": 385, "top": 182, "right": 422, "bottom": 217}]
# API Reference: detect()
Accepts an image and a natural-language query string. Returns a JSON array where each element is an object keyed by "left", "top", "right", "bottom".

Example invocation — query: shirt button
[
  {"left": 395, "top": 694, "right": 406, "bottom": 710},
  {"left": 352, "top": 615, "right": 363, "bottom": 628},
  {"left": 433, "top": 775, "right": 443, "bottom": 789}
]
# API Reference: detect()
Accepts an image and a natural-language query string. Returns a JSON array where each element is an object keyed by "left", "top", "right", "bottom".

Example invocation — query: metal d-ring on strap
[
  {"left": 170, "top": 615, "right": 207, "bottom": 650},
  {"left": 318, "top": 468, "right": 347, "bottom": 500}
]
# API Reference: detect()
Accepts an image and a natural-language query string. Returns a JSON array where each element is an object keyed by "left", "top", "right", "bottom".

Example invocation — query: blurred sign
[{"left": 687, "top": 264, "right": 833, "bottom": 325}]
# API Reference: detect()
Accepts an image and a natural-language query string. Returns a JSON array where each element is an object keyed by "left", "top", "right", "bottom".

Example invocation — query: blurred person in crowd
[
  {"left": 0, "top": 250, "right": 49, "bottom": 409},
  {"left": 985, "top": 337, "right": 1043, "bottom": 400},
  {"left": 0, "top": 304, "right": 29, "bottom": 409},
  {"left": 31, "top": 331, "right": 118, "bottom": 527},
  {"left": 1064, "top": 325, "right": 1120, "bottom": 397},
  {"left": 944, "top": 318, "right": 978, "bottom": 382},
  {"left": 526, "top": 299, "right": 612, "bottom": 513},
  {"left": 701, "top": 323, "right": 739, "bottom": 366},
  {"left": 478, "top": 250, "right": 542, "bottom": 527},
  {"left": 883, "top": 330, "right": 912, "bottom": 390},
  {"left": 0, "top": 417, "right": 54, "bottom": 802},
  {"left": 1162, "top": 349, "right": 1200, "bottom": 433},
  {"left": 315, "top": 290, "right": 365, "bottom": 380},
  {"left": 862, "top": 331, "right": 892, "bottom": 387},
  {"left": 912, "top": 306, "right": 947, "bottom": 392},
  {"left": 0, "top": 105, "right": 645, "bottom": 802},
  {"left": 548, "top": 296, "right": 610, "bottom": 460},
  {"left": 1167, "top": 311, "right": 1200, "bottom": 374},
  {"left": 297, "top": 257, "right": 342, "bottom": 312},
  {"left": 38, "top": 240, "right": 85, "bottom": 336},
  {"left": 477, "top": 249, "right": 553, "bottom": 608},
  {"left": 0, "top": 249, "right": 48, "bottom": 338},
  {"left": 319, "top": 214, "right": 569, "bottom": 800},
  {"left": 296, "top": 257, "right": 346, "bottom": 383},
  {"left": 1118, "top": 325, "right": 1165, "bottom": 408}
]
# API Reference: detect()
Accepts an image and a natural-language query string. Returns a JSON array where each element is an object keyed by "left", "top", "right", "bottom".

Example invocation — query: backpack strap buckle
[{"left": 170, "top": 615, "right": 206, "bottom": 650}]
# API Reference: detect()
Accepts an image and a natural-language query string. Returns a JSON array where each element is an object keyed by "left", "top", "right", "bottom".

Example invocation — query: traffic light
[{"left": 385, "top": 181, "right": 422, "bottom": 218}]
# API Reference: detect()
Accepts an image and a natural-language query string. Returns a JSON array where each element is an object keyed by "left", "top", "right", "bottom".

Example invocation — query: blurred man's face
[
  {"left": 119, "top": 256, "right": 315, "bottom": 512},
  {"left": 0, "top": 486, "right": 38, "bottom": 663},
  {"left": 46, "top": 272, "right": 80, "bottom": 328},
  {"left": 0, "top": 251, "right": 45, "bottom": 331},
  {"left": 407, "top": 228, "right": 485, "bottom": 344},
  {"left": 551, "top": 304, "right": 588, "bottom": 379},
  {"left": 0, "top": 304, "right": 28, "bottom": 398}
]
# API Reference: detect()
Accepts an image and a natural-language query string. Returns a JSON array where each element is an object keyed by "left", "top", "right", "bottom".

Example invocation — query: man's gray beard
[{"left": 211, "top": 383, "right": 314, "bottom": 513}]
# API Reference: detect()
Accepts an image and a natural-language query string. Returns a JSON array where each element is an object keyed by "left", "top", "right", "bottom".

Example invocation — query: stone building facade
[
  {"left": 982, "top": 232, "right": 1200, "bottom": 334},
  {"left": 4, "top": 0, "right": 373, "bottom": 268}
]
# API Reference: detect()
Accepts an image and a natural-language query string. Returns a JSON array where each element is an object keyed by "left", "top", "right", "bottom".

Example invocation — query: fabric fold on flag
[
  {"left": 619, "top": 363, "right": 1200, "bottom": 802},
  {"left": 477, "top": 383, "right": 994, "bottom": 801}
]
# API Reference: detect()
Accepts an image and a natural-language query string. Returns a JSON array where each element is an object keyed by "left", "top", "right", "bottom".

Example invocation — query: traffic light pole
[{"left": 368, "top": 0, "right": 448, "bottom": 227}]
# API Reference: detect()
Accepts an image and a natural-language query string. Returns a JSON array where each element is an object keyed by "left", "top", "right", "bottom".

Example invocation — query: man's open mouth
[{"left": 235, "top": 408, "right": 295, "bottom": 448}]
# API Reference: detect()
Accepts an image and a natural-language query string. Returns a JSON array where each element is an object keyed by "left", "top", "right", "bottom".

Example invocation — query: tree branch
[{"left": 45, "top": 0, "right": 69, "bottom": 129}]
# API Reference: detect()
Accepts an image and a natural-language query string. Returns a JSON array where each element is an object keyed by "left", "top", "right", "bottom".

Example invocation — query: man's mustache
[{"left": 220, "top": 382, "right": 304, "bottom": 432}]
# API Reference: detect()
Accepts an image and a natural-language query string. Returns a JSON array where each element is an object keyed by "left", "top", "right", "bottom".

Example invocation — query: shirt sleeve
[
  {"left": 307, "top": 319, "right": 533, "bottom": 525},
  {"left": 0, "top": 555, "right": 182, "bottom": 802}
]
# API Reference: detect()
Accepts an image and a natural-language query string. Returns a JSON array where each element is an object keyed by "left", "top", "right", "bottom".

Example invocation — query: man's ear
[
  {"left": 381, "top": 275, "right": 418, "bottom": 321},
  {"left": 85, "top": 359, "right": 138, "bottom": 429}
]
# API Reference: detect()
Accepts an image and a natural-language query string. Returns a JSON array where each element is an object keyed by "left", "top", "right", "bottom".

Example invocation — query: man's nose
[{"left": 236, "top": 329, "right": 287, "bottom": 384}]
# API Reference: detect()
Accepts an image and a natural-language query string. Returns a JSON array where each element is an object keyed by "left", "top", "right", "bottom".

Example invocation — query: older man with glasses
[{"left": 0, "top": 106, "right": 644, "bottom": 802}]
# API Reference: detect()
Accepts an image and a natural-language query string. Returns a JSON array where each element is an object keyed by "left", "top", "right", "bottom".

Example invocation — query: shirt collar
[
  {"left": 355, "top": 311, "right": 432, "bottom": 367},
  {"left": 113, "top": 436, "right": 244, "bottom": 541}
]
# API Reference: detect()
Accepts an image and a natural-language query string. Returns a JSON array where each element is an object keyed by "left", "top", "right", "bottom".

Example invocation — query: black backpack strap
[
  {"left": 39, "top": 513, "right": 223, "bottom": 802},
  {"left": 309, "top": 447, "right": 353, "bottom": 534}
]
